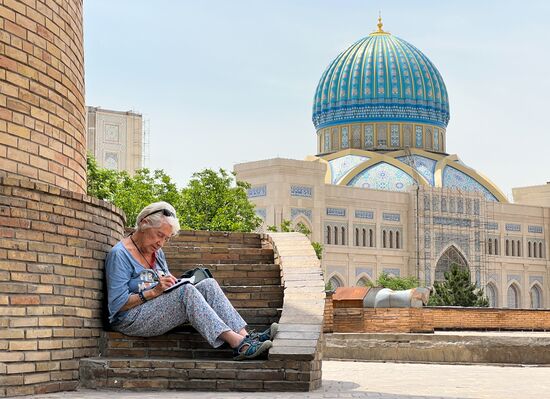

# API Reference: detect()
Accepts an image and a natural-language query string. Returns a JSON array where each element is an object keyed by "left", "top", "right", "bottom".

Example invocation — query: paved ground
[{"left": 18, "top": 360, "right": 550, "bottom": 399}]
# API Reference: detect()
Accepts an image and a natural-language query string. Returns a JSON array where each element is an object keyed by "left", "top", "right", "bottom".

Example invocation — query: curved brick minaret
[
  {"left": 0, "top": 0, "right": 87, "bottom": 193},
  {"left": 0, "top": 1, "right": 125, "bottom": 396}
]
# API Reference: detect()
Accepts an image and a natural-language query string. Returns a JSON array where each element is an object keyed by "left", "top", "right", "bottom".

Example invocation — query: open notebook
[{"left": 163, "top": 275, "right": 196, "bottom": 292}]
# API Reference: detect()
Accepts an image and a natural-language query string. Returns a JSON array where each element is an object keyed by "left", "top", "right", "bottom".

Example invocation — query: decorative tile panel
[
  {"left": 348, "top": 162, "right": 416, "bottom": 192},
  {"left": 383, "top": 268, "right": 401, "bottom": 277},
  {"left": 364, "top": 125, "right": 374, "bottom": 147},
  {"left": 457, "top": 198, "right": 464, "bottom": 213},
  {"left": 507, "top": 274, "right": 521, "bottom": 283},
  {"left": 390, "top": 124, "right": 400, "bottom": 146},
  {"left": 529, "top": 275, "right": 543, "bottom": 285},
  {"left": 505, "top": 223, "right": 521, "bottom": 232},
  {"left": 291, "top": 208, "right": 312, "bottom": 220},
  {"left": 432, "top": 194, "right": 439, "bottom": 212},
  {"left": 355, "top": 210, "right": 374, "bottom": 219},
  {"left": 415, "top": 126, "right": 423, "bottom": 147},
  {"left": 487, "top": 222, "right": 499, "bottom": 230},
  {"left": 433, "top": 216, "right": 471, "bottom": 227},
  {"left": 341, "top": 127, "right": 349, "bottom": 148},
  {"left": 248, "top": 185, "right": 266, "bottom": 198},
  {"left": 396, "top": 155, "right": 436, "bottom": 186},
  {"left": 433, "top": 127, "right": 439, "bottom": 150},
  {"left": 423, "top": 195, "right": 430, "bottom": 211},
  {"left": 382, "top": 212, "right": 400, "bottom": 222},
  {"left": 442, "top": 166, "right": 497, "bottom": 201},
  {"left": 327, "top": 207, "right": 346, "bottom": 217},
  {"left": 528, "top": 225, "right": 543, "bottom": 234},
  {"left": 441, "top": 196, "right": 447, "bottom": 212},
  {"left": 329, "top": 154, "right": 369, "bottom": 184},
  {"left": 324, "top": 131, "right": 330, "bottom": 152},
  {"left": 352, "top": 125, "right": 361, "bottom": 147},
  {"left": 290, "top": 186, "right": 312, "bottom": 198},
  {"left": 435, "top": 232, "right": 470, "bottom": 257},
  {"left": 255, "top": 208, "right": 266, "bottom": 221}
]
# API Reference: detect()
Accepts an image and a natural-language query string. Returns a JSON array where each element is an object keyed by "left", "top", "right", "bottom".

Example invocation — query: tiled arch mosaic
[{"left": 347, "top": 162, "right": 416, "bottom": 192}]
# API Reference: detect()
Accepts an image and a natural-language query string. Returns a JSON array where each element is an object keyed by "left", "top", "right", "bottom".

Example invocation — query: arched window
[
  {"left": 369, "top": 229, "right": 374, "bottom": 247},
  {"left": 356, "top": 277, "right": 371, "bottom": 287},
  {"left": 486, "top": 283, "right": 497, "bottom": 307},
  {"left": 355, "top": 228, "right": 359, "bottom": 246},
  {"left": 396, "top": 231, "right": 400, "bottom": 249},
  {"left": 435, "top": 246, "right": 468, "bottom": 282},
  {"left": 326, "top": 226, "right": 331, "bottom": 245},
  {"left": 517, "top": 240, "right": 521, "bottom": 257},
  {"left": 389, "top": 231, "right": 393, "bottom": 249},
  {"left": 528, "top": 241, "right": 532, "bottom": 257},
  {"left": 328, "top": 275, "right": 343, "bottom": 290},
  {"left": 362, "top": 228, "right": 366, "bottom": 247},
  {"left": 507, "top": 284, "right": 520, "bottom": 309},
  {"left": 494, "top": 239, "right": 498, "bottom": 255},
  {"left": 539, "top": 242, "right": 543, "bottom": 258},
  {"left": 530, "top": 285, "right": 543, "bottom": 309},
  {"left": 488, "top": 239, "right": 493, "bottom": 255},
  {"left": 505, "top": 240, "right": 509, "bottom": 256},
  {"left": 382, "top": 230, "right": 387, "bottom": 248},
  {"left": 334, "top": 226, "right": 338, "bottom": 245},
  {"left": 341, "top": 227, "right": 346, "bottom": 246}
]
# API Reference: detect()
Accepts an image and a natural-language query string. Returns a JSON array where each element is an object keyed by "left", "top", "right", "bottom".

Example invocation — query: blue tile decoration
[
  {"left": 364, "top": 125, "right": 374, "bottom": 147},
  {"left": 424, "top": 264, "right": 431, "bottom": 285},
  {"left": 474, "top": 199, "right": 480, "bottom": 215},
  {"left": 435, "top": 232, "right": 470, "bottom": 257},
  {"left": 290, "top": 186, "right": 312, "bottom": 198},
  {"left": 324, "top": 131, "right": 330, "bottom": 152},
  {"left": 457, "top": 198, "right": 464, "bottom": 213},
  {"left": 433, "top": 216, "right": 471, "bottom": 227},
  {"left": 255, "top": 208, "right": 266, "bottom": 221},
  {"left": 442, "top": 166, "right": 497, "bottom": 201},
  {"left": 291, "top": 208, "right": 312, "bottom": 221},
  {"left": 432, "top": 194, "right": 439, "bottom": 211},
  {"left": 352, "top": 125, "right": 361, "bottom": 147},
  {"left": 348, "top": 162, "right": 416, "bottom": 192},
  {"left": 312, "top": 32, "right": 449, "bottom": 131},
  {"left": 423, "top": 195, "right": 430, "bottom": 211},
  {"left": 487, "top": 222, "right": 499, "bottom": 230},
  {"left": 507, "top": 274, "right": 521, "bottom": 283},
  {"left": 248, "top": 185, "right": 266, "bottom": 198},
  {"left": 433, "top": 127, "right": 439, "bottom": 150},
  {"left": 329, "top": 154, "right": 369, "bottom": 184},
  {"left": 466, "top": 198, "right": 472, "bottom": 214},
  {"left": 390, "top": 124, "right": 400, "bottom": 146},
  {"left": 341, "top": 127, "right": 349, "bottom": 148},
  {"left": 383, "top": 212, "right": 400, "bottom": 222},
  {"left": 441, "top": 196, "right": 447, "bottom": 212},
  {"left": 449, "top": 197, "right": 456, "bottom": 213},
  {"left": 475, "top": 231, "right": 481, "bottom": 251},
  {"left": 505, "top": 223, "right": 521, "bottom": 232},
  {"left": 396, "top": 155, "right": 436, "bottom": 186},
  {"left": 415, "top": 126, "right": 423, "bottom": 147},
  {"left": 424, "top": 230, "right": 431, "bottom": 248},
  {"left": 528, "top": 225, "right": 543, "bottom": 234},
  {"left": 383, "top": 268, "right": 401, "bottom": 277},
  {"left": 529, "top": 275, "right": 543, "bottom": 285},
  {"left": 355, "top": 267, "right": 373, "bottom": 279},
  {"left": 327, "top": 207, "right": 346, "bottom": 217},
  {"left": 355, "top": 210, "right": 374, "bottom": 219}
]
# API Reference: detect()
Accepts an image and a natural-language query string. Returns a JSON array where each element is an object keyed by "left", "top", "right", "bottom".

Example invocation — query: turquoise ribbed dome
[{"left": 312, "top": 26, "right": 450, "bottom": 130}]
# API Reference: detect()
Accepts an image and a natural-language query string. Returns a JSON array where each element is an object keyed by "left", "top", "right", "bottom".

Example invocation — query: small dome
[{"left": 312, "top": 19, "right": 449, "bottom": 130}]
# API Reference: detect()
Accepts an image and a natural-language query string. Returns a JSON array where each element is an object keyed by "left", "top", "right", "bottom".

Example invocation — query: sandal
[
  {"left": 232, "top": 336, "right": 272, "bottom": 360},
  {"left": 249, "top": 322, "right": 279, "bottom": 342}
]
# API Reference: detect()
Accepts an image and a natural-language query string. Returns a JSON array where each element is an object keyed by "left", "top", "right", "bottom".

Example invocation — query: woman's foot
[
  {"left": 250, "top": 322, "right": 279, "bottom": 342},
  {"left": 232, "top": 336, "right": 272, "bottom": 360}
]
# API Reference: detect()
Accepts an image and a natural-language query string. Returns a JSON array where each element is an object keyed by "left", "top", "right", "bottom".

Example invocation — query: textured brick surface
[{"left": 0, "top": 0, "right": 87, "bottom": 193}]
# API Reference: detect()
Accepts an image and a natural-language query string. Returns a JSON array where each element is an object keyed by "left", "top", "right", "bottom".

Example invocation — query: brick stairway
[{"left": 80, "top": 231, "right": 325, "bottom": 392}]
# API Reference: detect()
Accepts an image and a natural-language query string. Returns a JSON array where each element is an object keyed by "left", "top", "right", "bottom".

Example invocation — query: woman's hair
[{"left": 135, "top": 201, "right": 180, "bottom": 236}]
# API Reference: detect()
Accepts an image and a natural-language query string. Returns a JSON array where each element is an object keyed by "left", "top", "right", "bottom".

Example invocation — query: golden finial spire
[{"left": 377, "top": 11, "right": 384, "bottom": 32}]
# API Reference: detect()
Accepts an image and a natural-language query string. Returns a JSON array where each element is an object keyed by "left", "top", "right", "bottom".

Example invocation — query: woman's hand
[{"left": 152, "top": 274, "right": 178, "bottom": 296}]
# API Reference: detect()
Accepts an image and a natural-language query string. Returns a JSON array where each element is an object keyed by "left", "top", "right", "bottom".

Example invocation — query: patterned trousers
[{"left": 113, "top": 278, "right": 246, "bottom": 348}]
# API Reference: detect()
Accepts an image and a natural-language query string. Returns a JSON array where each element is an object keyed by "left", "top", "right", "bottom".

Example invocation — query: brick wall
[
  {"left": 324, "top": 297, "right": 550, "bottom": 333},
  {"left": 0, "top": 0, "right": 87, "bottom": 193},
  {"left": 0, "top": 176, "right": 124, "bottom": 397}
]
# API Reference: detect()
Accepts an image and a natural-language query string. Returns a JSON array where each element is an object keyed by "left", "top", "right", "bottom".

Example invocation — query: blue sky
[{"left": 83, "top": 1, "right": 550, "bottom": 199}]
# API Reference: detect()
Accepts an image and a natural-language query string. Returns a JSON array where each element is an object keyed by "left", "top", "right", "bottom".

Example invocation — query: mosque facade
[{"left": 234, "top": 19, "right": 550, "bottom": 309}]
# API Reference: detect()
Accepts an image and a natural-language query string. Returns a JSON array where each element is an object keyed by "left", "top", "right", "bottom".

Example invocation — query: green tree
[
  {"left": 428, "top": 263, "right": 489, "bottom": 307},
  {"left": 86, "top": 153, "right": 122, "bottom": 201},
  {"left": 373, "top": 272, "right": 419, "bottom": 290},
  {"left": 267, "top": 219, "right": 324, "bottom": 260},
  {"left": 179, "top": 168, "right": 262, "bottom": 232}
]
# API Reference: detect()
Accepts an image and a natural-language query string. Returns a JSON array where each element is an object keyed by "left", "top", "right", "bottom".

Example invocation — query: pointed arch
[
  {"left": 530, "top": 284, "right": 543, "bottom": 309},
  {"left": 327, "top": 273, "right": 345, "bottom": 290},
  {"left": 485, "top": 282, "right": 498, "bottom": 308},
  {"left": 355, "top": 274, "right": 373, "bottom": 287},
  {"left": 507, "top": 283, "right": 520, "bottom": 309},
  {"left": 435, "top": 245, "right": 468, "bottom": 282}
]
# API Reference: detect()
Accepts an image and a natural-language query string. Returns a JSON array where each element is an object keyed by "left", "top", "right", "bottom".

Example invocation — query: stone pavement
[{"left": 17, "top": 360, "right": 550, "bottom": 399}]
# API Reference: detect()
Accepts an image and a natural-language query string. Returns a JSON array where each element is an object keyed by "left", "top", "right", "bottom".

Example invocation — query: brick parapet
[
  {"left": 0, "top": 176, "right": 124, "bottom": 397},
  {"left": 0, "top": 0, "right": 87, "bottom": 193}
]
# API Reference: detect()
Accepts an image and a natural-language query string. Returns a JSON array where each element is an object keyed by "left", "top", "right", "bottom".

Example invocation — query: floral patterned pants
[{"left": 113, "top": 278, "right": 247, "bottom": 348}]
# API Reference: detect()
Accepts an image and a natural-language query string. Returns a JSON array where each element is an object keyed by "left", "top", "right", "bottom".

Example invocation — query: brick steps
[{"left": 80, "top": 357, "right": 313, "bottom": 391}]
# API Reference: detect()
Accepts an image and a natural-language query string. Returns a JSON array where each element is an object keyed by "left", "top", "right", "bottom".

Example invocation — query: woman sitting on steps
[{"left": 105, "top": 201, "right": 278, "bottom": 360}]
